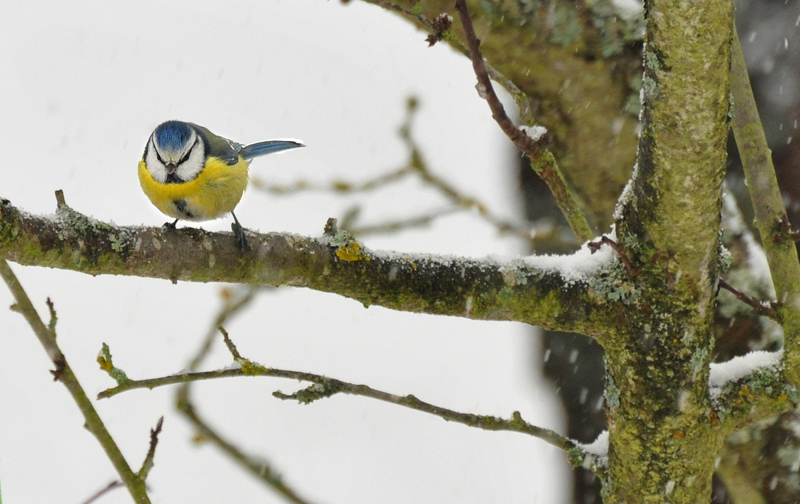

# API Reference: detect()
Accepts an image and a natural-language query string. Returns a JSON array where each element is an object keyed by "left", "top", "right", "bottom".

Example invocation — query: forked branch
[{"left": 453, "top": 0, "right": 594, "bottom": 242}]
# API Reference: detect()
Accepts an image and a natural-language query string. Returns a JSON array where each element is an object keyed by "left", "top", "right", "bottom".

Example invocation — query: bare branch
[
  {"left": 81, "top": 481, "right": 124, "bottom": 504},
  {"left": 453, "top": 0, "right": 594, "bottom": 242},
  {"left": 173, "top": 293, "right": 316, "bottom": 504},
  {"left": 362, "top": 0, "right": 531, "bottom": 112},
  {"left": 176, "top": 389, "right": 315, "bottom": 504},
  {"left": 257, "top": 98, "right": 554, "bottom": 246},
  {"left": 273, "top": 375, "right": 580, "bottom": 456},
  {"left": 252, "top": 165, "right": 414, "bottom": 195},
  {"left": 731, "top": 26, "right": 800, "bottom": 385},
  {"left": 100, "top": 347, "right": 604, "bottom": 475},
  {"left": 349, "top": 207, "right": 460, "bottom": 235},
  {"left": 718, "top": 278, "right": 778, "bottom": 320},
  {"left": 137, "top": 417, "right": 164, "bottom": 481},
  {"left": 0, "top": 259, "right": 150, "bottom": 504}
]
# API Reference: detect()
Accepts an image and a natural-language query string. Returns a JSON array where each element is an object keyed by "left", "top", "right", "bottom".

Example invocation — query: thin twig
[
  {"left": 103, "top": 360, "right": 581, "bottom": 458},
  {"left": 137, "top": 417, "right": 164, "bottom": 480},
  {"left": 588, "top": 236, "right": 637, "bottom": 274},
  {"left": 219, "top": 327, "right": 243, "bottom": 360},
  {"left": 453, "top": 0, "right": 593, "bottom": 242},
  {"left": 350, "top": 207, "right": 461, "bottom": 235},
  {"left": 104, "top": 323, "right": 584, "bottom": 460},
  {"left": 175, "top": 390, "right": 314, "bottom": 504},
  {"left": 274, "top": 376, "right": 577, "bottom": 453},
  {"left": 253, "top": 166, "right": 415, "bottom": 195},
  {"left": 99, "top": 368, "right": 259, "bottom": 399},
  {"left": 399, "top": 103, "right": 543, "bottom": 241},
  {"left": 0, "top": 260, "right": 150, "bottom": 503},
  {"left": 81, "top": 481, "right": 123, "bottom": 504},
  {"left": 718, "top": 278, "right": 778, "bottom": 319},
  {"left": 81, "top": 416, "right": 164, "bottom": 502},
  {"left": 173, "top": 290, "right": 315, "bottom": 504},
  {"left": 259, "top": 98, "right": 557, "bottom": 247},
  {"left": 186, "top": 287, "right": 260, "bottom": 372},
  {"left": 362, "top": 0, "right": 531, "bottom": 112}
]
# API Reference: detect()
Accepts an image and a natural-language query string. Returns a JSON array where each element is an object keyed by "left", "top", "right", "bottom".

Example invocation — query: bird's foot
[
  {"left": 163, "top": 219, "right": 179, "bottom": 230},
  {"left": 232, "top": 221, "right": 250, "bottom": 251}
]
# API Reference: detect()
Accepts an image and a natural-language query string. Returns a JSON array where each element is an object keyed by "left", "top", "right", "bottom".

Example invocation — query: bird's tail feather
[{"left": 240, "top": 140, "right": 304, "bottom": 160}]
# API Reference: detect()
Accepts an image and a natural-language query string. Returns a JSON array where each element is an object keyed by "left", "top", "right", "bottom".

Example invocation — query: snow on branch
[
  {"left": 709, "top": 350, "right": 783, "bottom": 392},
  {"left": 0, "top": 198, "right": 615, "bottom": 336},
  {"left": 522, "top": 230, "right": 617, "bottom": 285}
]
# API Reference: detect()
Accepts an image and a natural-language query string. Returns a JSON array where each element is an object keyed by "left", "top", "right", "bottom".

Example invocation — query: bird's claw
[{"left": 232, "top": 221, "right": 250, "bottom": 251}]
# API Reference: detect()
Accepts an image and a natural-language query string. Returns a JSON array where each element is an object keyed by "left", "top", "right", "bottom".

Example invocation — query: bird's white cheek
[
  {"left": 175, "top": 145, "right": 206, "bottom": 182},
  {"left": 145, "top": 147, "right": 168, "bottom": 183}
]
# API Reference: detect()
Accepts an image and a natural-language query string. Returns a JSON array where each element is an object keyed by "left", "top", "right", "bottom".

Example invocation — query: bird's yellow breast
[{"left": 138, "top": 156, "right": 250, "bottom": 221}]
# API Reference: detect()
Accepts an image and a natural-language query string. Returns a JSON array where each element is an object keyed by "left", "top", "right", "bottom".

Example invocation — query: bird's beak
[{"left": 165, "top": 162, "right": 177, "bottom": 173}]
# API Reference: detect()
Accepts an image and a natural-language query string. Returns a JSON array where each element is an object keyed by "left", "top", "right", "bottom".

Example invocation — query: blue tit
[{"left": 139, "top": 120, "right": 303, "bottom": 249}]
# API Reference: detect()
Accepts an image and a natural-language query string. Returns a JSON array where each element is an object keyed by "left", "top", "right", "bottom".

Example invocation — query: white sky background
[{"left": 0, "top": 1, "right": 570, "bottom": 503}]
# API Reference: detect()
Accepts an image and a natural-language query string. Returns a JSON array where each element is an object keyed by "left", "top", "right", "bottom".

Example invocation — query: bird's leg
[
  {"left": 163, "top": 219, "right": 179, "bottom": 230},
  {"left": 231, "top": 212, "right": 250, "bottom": 251}
]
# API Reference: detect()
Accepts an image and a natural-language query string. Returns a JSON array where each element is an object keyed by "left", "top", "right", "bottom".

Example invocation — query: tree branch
[
  {"left": 601, "top": 0, "right": 734, "bottom": 500},
  {"left": 361, "top": 1, "right": 641, "bottom": 228},
  {"left": 259, "top": 97, "right": 556, "bottom": 247},
  {"left": 273, "top": 375, "right": 597, "bottom": 469},
  {"left": 360, "top": 0, "right": 532, "bottom": 115},
  {"left": 175, "top": 389, "right": 315, "bottom": 504},
  {"left": 718, "top": 278, "right": 778, "bottom": 320},
  {"left": 0, "top": 259, "right": 150, "bottom": 504},
  {"left": 81, "top": 481, "right": 124, "bottom": 504},
  {"left": 730, "top": 25, "right": 800, "bottom": 385},
  {"left": 711, "top": 364, "right": 798, "bottom": 434},
  {"left": 99, "top": 344, "right": 605, "bottom": 476},
  {"left": 453, "top": 0, "right": 594, "bottom": 242},
  {"left": 137, "top": 417, "right": 164, "bottom": 481},
  {"left": 168, "top": 287, "right": 317, "bottom": 504},
  {"left": 0, "top": 197, "right": 611, "bottom": 337}
]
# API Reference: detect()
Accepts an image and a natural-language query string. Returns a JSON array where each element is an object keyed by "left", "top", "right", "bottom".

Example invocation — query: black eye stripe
[
  {"left": 151, "top": 135, "right": 199, "bottom": 167},
  {"left": 154, "top": 149, "right": 167, "bottom": 165},
  {"left": 177, "top": 137, "right": 200, "bottom": 166},
  {"left": 148, "top": 138, "right": 167, "bottom": 165}
]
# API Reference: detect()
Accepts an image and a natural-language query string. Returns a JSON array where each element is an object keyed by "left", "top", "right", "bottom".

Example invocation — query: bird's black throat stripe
[
  {"left": 165, "top": 173, "right": 183, "bottom": 184},
  {"left": 174, "top": 199, "right": 194, "bottom": 219},
  {"left": 151, "top": 136, "right": 201, "bottom": 184}
]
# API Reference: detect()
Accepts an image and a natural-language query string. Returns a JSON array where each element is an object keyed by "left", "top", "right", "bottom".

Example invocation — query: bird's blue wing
[{"left": 240, "top": 140, "right": 304, "bottom": 160}]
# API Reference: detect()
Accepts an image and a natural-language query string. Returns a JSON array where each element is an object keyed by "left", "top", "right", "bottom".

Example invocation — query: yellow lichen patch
[
  {"left": 97, "top": 342, "right": 115, "bottom": 371},
  {"left": 239, "top": 360, "right": 268, "bottom": 376},
  {"left": 329, "top": 230, "right": 370, "bottom": 262},
  {"left": 97, "top": 354, "right": 113, "bottom": 372},
  {"left": 336, "top": 241, "right": 369, "bottom": 262}
]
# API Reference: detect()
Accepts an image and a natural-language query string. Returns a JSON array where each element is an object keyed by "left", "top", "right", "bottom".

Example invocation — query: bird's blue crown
[{"left": 154, "top": 121, "right": 194, "bottom": 152}]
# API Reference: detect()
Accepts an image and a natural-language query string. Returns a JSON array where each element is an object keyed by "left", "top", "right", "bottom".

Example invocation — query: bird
[{"left": 138, "top": 120, "right": 303, "bottom": 250}]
